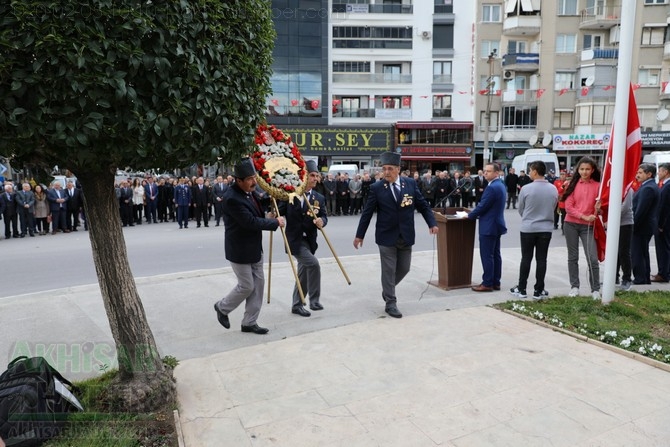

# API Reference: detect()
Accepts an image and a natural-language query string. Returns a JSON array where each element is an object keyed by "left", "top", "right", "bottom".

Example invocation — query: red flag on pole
[
  {"left": 581, "top": 87, "right": 589, "bottom": 96},
  {"left": 536, "top": 88, "right": 546, "bottom": 99},
  {"left": 595, "top": 84, "right": 643, "bottom": 261},
  {"left": 559, "top": 88, "right": 568, "bottom": 96}
]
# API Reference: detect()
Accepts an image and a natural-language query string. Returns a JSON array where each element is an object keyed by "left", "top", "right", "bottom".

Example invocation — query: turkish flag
[
  {"left": 290, "top": 99, "right": 299, "bottom": 107},
  {"left": 516, "top": 89, "right": 524, "bottom": 95},
  {"left": 581, "top": 87, "right": 589, "bottom": 96},
  {"left": 595, "top": 84, "right": 642, "bottom": 262},
  {"left": 402, "top": 97, "right": 411, "bottom": 106},
  {"left": 271, "top": 99, "right": 279, "bottom": 106},
  {"left": 478, "top": 89, "right": 489, "bottom": 95},
  {"left": 536, "top": 88, "right": 545, "bottom": 99},
  {"left": 603, "top": 85, "right": 614, "bottom": 91},
  {"left": 559, "top": 88, "right": 569, "bottom": 96},
  {"left": 311, "top": 99, "right": 320, "bottom": 110},
  {"left": 632, "top": 83, "right": 641, "bottom": 91}
]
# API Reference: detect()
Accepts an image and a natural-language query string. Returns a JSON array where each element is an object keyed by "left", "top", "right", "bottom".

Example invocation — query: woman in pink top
[{"left": 562, "top": 157, "right": 601, "bottom": 299}]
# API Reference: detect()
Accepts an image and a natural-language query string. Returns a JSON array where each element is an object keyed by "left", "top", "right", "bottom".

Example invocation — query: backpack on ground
[{"left": 0, "top": 356, "right": 83, "bottom": 446}]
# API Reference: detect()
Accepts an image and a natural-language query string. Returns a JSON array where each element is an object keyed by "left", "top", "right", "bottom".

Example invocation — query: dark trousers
[
  {"left": 4, "top": 213, "right": 18, "bottom": 237},
  {"left": 479, "top": 234, "right": 502, "bottom": 287},
  {"left": 517, "top": 232, "right": 552, "bottom": 292},
  {"left": 18, "top": 209, "right": 35, "bottom": 235},
  {"left": 336, "top": 194, "right": 349, "bottom": 215},
  {"left": 506, "top": 193, "right": 517, "bottom": 208},
  {"left": 654, "top": 228, "right": 670, "bottom": 280},
  {"left": 66, "top": 207, "right": 79, "bottom": 230},
  {"left": 194, "top": 204, "right": 208, "bottom": 226},
  {"left": 146, "top": 199, "right": 157, "bottom": 222},
  {"left": 51, "top": 208, "right": 67, "bottom": 232},
  {"left": 450, "top": 195, "right": 461, "bottom": 207},
  {"left": 214, "top": 202, "right": 225, "bottom": 225},
  {"left": 176, "top": 205, "right": 189, "bottom": 228},
  {"left": 617, "top": 224, "right": 633, "bottom": 282},
  {"left": 632, "top": 231, "right": 653, "bottom": 283},
  {"left": 120, "top": 203, "right": 133, "bottom": 226}
]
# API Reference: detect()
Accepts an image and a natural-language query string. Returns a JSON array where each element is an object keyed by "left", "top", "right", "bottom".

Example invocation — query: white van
[
  {"left": 512, "top": 149, "right": 559, "bottom": 175},
  {"left": 642, "top": 151, "right": 670, "bottom": 181},
  {"left": 327, "top": 164, "right": 359, "bottom": 178}
]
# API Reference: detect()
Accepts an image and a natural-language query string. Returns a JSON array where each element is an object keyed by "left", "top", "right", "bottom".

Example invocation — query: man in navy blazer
[
  {"left": 468, "top": 163, "right": 507, "bottom": 291},
  {"left": 632, "top": 163, "right": 660, "bottom": 284},
  {"left": 283, "top": 160, "right": 328, "bottom": 317},
  {"left": 46, "top": 181, "right": 69, "bottom": 234},
  {"left": 653, "top": 163, "right": 670, "bottom": 282},
  {"left": 214, "top": 158, "right": 285, "bottom": 335},
  {"left": 354, "top": 152, "right": 438, "bottom": 318}
]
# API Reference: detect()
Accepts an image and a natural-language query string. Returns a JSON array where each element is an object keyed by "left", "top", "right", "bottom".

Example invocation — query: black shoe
[
  {"left": 385, "top": 304, "right": 402, "bottom": 318},
  {"left": 292, "top": 306, "right": 311, "bottom": 317},
  {"left": 213, "top": 303, "right": 230, "bottom": 329},
  {"left": 204, "top": 224, "right": 209, "bottom": 227},
  {"left": 309, "top": 302, "right": 324, "bottom": 311},
  {"left": 241, "top": 324, "right": 269, "bottom": 334}
]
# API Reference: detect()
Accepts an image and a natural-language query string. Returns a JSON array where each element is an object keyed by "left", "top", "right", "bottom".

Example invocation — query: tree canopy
[{"left": 0, "top": 0, "right": 275, "bottom": 174}]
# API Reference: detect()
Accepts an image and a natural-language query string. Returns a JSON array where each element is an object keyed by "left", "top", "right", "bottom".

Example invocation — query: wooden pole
[
  {"left": 304, "top": 194, "right": 351, "bottom": 285},
  {"left": 267, "top": 231, "right": 273, "bottom": 303},
  {"left": 271, "top": 197, "right": 305, "bottom": 304}
]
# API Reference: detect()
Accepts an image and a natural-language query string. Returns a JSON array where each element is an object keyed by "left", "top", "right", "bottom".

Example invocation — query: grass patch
[
  {"left": 495, "top": 290, "right": 670, "bottom": 363},
  {"left": 43, "top": 369, "right": 177, "bottom": 447}
]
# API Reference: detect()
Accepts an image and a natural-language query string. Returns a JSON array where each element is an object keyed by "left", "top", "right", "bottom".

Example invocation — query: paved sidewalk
[{"left": 1, "top": 246, "right": 669, "bottom": 446}]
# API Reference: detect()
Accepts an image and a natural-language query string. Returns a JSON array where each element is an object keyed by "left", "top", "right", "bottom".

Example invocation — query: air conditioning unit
[
  {"left": 421, "top": 31, "right": 432, "bottom": 40},
  {"left": 503, "top": 70, "right": 514, "bottom": 80}
]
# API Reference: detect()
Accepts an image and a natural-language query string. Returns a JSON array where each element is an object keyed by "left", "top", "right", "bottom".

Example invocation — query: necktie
[
  {"left": 393, "top": 183, "right": 401, "bottom": 203},
  {"left": 248, "top": 193, "right": 261, "bottom": 214},
  {"left": 660, "top": 180, "right": 664, "bottom": 188}
]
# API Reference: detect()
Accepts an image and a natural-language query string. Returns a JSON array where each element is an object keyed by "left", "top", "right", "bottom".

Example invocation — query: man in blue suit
[
  {"left": 354, "top": 152, "right": 438, "bottom": 318},
  {"left": 653, "top": 163, "right": 670, "bottom": 283},
  {"left": 283, "top": 160, "right": 328, "bottom": 317},
  {"left": 632, "top": 163, "right": 660, "bottom": 284},
  {"left": 213, "top": 158, "right": 285, "bottom": 334},
  {"left": 468, "top": 163, "right": 507, "bottom": 291}
]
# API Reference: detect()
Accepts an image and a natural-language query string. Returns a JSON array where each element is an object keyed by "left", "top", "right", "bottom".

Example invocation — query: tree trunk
[{"left": 78, "top": 170, "right": 175, "bottom": 411}]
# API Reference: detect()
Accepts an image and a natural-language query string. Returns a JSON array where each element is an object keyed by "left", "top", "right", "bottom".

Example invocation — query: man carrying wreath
[
  {"left": 353, "top": 152, "right": 438, "bottom": 318},
  {"left": 281, "top": 160, "right": 328, "bottom": 317},
  {"left": 214, "top": 158, "right": 285, "bottom": 335}
]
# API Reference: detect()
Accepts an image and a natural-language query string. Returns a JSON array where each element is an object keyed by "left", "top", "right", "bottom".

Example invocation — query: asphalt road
[{"left": 0, "top": 206, "right": 566, "bottom": 298}]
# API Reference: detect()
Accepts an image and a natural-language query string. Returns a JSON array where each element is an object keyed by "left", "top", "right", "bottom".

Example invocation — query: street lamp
[{"left": 483, "top": 49, "right": 497, "bottom": 164}]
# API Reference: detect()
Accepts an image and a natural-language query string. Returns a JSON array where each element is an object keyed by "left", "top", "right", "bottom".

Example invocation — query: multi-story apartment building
[{"left": 267, "top": 0, "right": 670, "bottom": 175}]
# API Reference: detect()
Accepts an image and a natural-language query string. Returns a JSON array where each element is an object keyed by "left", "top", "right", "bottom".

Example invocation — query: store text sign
[
  {"left": 283, "top": 127, "right": 391, "bottom": 155},
  {"left": 552, "top": 133, "right": 610, "bottom": 151}
]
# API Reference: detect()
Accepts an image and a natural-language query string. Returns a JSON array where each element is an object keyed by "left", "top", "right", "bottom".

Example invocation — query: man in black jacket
[
  {"left": 213, "top": 159, "right": 285, "bottom": 335},
  {"left": 505, "top": 168, "right": 519, "bottom": 209},
  {"left": 191, "top": 176, "right": 211, "bottom": 228}
]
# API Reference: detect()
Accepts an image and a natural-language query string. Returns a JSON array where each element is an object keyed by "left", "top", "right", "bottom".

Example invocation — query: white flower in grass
[
  {"left": 620, "top": 337, "right": 633, "bottom": 348},
  {"left": 638, "top": 346, "right": 647, "bottom": 355},
  {"left": 651, "top": 343, "right": 662, "bottom": 352}
]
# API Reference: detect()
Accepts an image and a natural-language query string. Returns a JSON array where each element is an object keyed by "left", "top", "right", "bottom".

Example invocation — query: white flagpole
[{"left": 601, "top": 1, "right": 637, "bottom": 304}]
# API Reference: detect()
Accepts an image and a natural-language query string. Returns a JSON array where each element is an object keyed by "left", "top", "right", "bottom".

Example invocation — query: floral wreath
[{"left": 251, "top": 123, "right": 307, "bottom": 201}]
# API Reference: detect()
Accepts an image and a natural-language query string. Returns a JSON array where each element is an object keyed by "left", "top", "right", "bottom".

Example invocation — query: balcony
[
  {"left": 501, "top": 53, "right": 539, "bottom": 72},
  {"left": 332, "top": 3, "right": 413, "bottom": 14},
  {"left": 333, "top": 108, "right": 412, "bottom": 120},
  {"left": 332, "top": 73, "right": 413, "bottom": 84},
  {"left": 581, "top": 47, "right": 619, "bottom": 62},
  {"left": 502, "top": 89, "right": 539, "bottom": 104},
  {"left": 579, "top": 5, "right": 621, "bottom": 30},
  {"left": 502, "top": 15, "right": 541, "bottom": 36}
]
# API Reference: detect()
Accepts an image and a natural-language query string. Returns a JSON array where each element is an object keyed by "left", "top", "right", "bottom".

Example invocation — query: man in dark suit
[
  {"left": 473, "top": 169, "right": 488, "bottom": 205},
  {"left": 336, "top": 173, "right": 350, "bottom": 215},
  {"left": 283, "top": 160, "right": 328, "bottom": 317},
  {"left": 653, "top": 163, "right": 670, "bottom": 283},
  {"left": 46, "top": 181, "right": 69, "bottom": 234},
  {"left": 632, "top": 163, "right": 660, "bottom": 284},
  {"left": 173, "top": 177, "right": 191, "bottom": 229},
  {"left": 450, "top": 171, "right": 463, "bottom": 207},
  {"left": 213, "top": 159, "right": 285, "bottom": 335},
  {"left": 468, "top": 163, "right": 507, "bottom": 291},
  {"left": 15, "top": 182, "right": 35, "bottom": 237},
  {"left": 354, "top": 152, "right": 438, "bottom": 318},
  {"left": 1, "top": 184, "right": 19, "bottom": 238},
  {"left": 118, "top": 180, "right": 134, "bottom": 227},
  {"left": 144, "top": 176, "right": 158, "bottom": 223},
  {"left": 505, "top": 168, "right": 519, "bottom": 209},
  {"left": 191, "top": 176, "right": 211, "bottom": 228},
  {"left": 212, "top": 175, "right": 228, "bottom": 226},
  {"left": 64, "top": 180, "right": 82, "bottom": 231}
]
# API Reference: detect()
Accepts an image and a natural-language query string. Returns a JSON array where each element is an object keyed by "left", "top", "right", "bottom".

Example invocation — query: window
[
  {"left": 555, "top": 72, "right": 575, "bottom": 90},
  {"left": 556, "top": 34, "right": 576, "bottom": 53},
  {"left": 480, "top": 110, "right": 500, "bottom": 131},
  {"left": 433, "top": 61, "right": 452, "bottom": 83},
  {"left": 642, "top": 27, "right": 665, "bottom": 45},
  {"left": 433, "top": 24, "right": 454, "bottom": 49},
  {"left": 507, "top": 40, "right": 527, "bottom": 54},
  {"left": 382, "top": 64, "right": 401, "bottom": 82},
  {"left": 553, "top": 110, "right": 574, "bottom": 129},
  {"left": 644, "top": 0, "right": 666, "bottom": 4},
  {"left": 434, "top": 0, "right": 453, "bottom": 13},
  {"left": 480, "top": 75, "right": 501, "bottom": 92},
  {"left": 433, "top": 95, "right": 452, "bottom": 118},
  {"left": 558, "top": 0, "right": 578, "bottom": 15},
  {"left": 342, "top": 97, "right": 361, "bottom": 118},
  {"left": 480, "top": 40, "right": 500, "bottom": 58},
  {"left": 638, "top": 68, "right": 660, "bottom": 86},
  {"left": 482, "top": 4, "right": 501, "bottom": 22},
  {"left": 332, "top": 61, "right": 370, "bottom": 72},
  {"left": 502, "top": 106, "right": 537, "bottom": 129},
  {"left": 583, "top": 34, "right": 603, "bottom": 50},
  {"left": 576, "top": 104, "right": 614, "bottom": 126}
]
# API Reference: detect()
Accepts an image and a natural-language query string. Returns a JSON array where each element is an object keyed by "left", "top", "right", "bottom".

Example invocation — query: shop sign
[
  {"left": 641, "top": 131, "right": 670, "bottom": 147},
  {"left": 552, "top": 133, "right": 610, "bottom": 151},
  {"left": 283, "top": 127, "right": 391, "bottom": 155},
  {"left": 400, "top": 146, "right": 471, "bottom": 156}
]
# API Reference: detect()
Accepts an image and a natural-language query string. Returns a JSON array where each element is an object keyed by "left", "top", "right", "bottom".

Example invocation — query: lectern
[{"left": 429, "top": 207, "right": 476, "bottom": 290}]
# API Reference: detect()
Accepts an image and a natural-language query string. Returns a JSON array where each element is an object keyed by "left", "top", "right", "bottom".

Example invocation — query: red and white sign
[{"left": 552, "top": 133, "right": 610, "bottom": 151}]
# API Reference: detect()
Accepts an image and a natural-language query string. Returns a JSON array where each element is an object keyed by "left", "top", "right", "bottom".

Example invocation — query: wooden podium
[{"left": 429, "top": 207, "right": 476, "bottom": 290}]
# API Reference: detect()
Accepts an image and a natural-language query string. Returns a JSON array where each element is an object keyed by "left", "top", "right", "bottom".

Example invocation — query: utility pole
[{"left": 483, "top": 49, "right": 497, "bottom": 164}]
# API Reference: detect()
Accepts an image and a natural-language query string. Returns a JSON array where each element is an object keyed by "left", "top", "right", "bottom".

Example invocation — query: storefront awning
[{"left": 396, "top": 121, "right": 473, "bottom": 130}]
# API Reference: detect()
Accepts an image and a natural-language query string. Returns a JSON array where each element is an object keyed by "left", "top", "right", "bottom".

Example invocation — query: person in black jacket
[
  {"left": 191, "top": 176, "right": 211, "bottom": 228},
  {"left": 1, "top": 183, "right": 19, "bottom": 238},
  {"left": 505, "top": 168, "right": 519, "bottom": 209},
  {"left": 213, "top": 159, "right": 285, "bottom": 335}
]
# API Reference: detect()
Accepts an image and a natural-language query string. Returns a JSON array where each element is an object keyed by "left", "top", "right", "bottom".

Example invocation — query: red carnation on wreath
[{"left": 251, "top": 123, "right": 307, "bottom": 201}]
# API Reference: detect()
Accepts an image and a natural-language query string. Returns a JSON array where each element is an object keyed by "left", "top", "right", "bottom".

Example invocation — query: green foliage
[
  {"left": 0, "top": 0, "right": 275, "bottom": 174},
  {"left": 497, "top": 290, "right": 670, "bottom": 363},
  {"left": 161, "top": 355, "right": 179, "bottom": 369}
]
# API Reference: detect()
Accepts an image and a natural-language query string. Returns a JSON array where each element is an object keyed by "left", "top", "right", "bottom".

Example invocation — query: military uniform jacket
[
  {"left": 223, "top": 183, "right": 279, "bottom": 264},
  {"left": 284, "top": 190, "right": 328, "bottom": 254}
]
